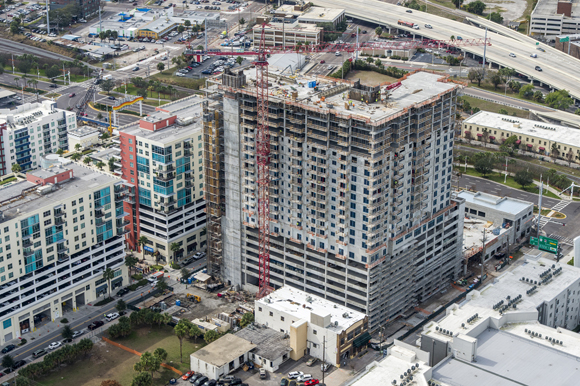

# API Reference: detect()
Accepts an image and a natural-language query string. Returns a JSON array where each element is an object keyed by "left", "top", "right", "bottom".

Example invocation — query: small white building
[
  {"left": 235, "top": 325, "right": 292, "bottom": 372},
  {"left": 190, "top": 334, "right": 256, "bottom": 379},
  {"left": 67, "top": 126, "right": 100, "bottom": 150},
  {"left": 255, "top": 286, "right": 370, "bottom": 366}
]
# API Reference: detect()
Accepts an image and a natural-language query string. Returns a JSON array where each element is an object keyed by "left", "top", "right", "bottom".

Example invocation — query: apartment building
[
  {"left": 119, "top": 98, "right": 207, "bottom": 263},
  {"left": 255, "top": 286, "right": 369, "bottom": 365},
  {"left": 252, "top": 22, "right": 322, "bottom": 48},
  {"left": 462, "top": 111, "right": 580, "bottom": 161},
  {"left": 0, "top": 160, "right": 128, "bottom": 345},
  {"left": 206, "top": 69, "right": 465, "bottom": 329},
  {"left": 0, "top": 101, "right": 76, "bottom": 176}
]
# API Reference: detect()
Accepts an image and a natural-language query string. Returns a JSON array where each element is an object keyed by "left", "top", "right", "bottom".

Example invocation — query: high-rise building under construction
[{"left": 204, "top": 69, "right": 465, "bottom": 328}]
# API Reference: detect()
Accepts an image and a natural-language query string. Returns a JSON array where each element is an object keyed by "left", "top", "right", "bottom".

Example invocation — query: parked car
[
  {"left": 304, "top": 380, "right": 320, "bottom": 386},
  {"left": 48, "top": 341, "right": 62, "bottom": 350},
  {"left": 297, "top": 374, "right": 312, "bottom": 382},
  {"left": 1, "top": 344, "right": 16, "bottom": 354},
  {"left": 117, "top": 288, "right": 130, "bottom": 297},
  {"left": 182, "top": 371, "right": 195, "bottom": 380},
  {"left": 306, "top": 357, "right": 318, "bottom": 366},
  {"left": 288, "top": 371, "right": 303, "bottom": 379},
  {"left": 321, "top": 362, "right": 331, "bottom": 372},
  {"left": 280, "top": 379, "right": 289, "bottom": 386},
  {"left": 194, "top": 376, "right": 208, "bottom": 386},
  {"left": 72, "top": 330, "right": 85, "bottom": 339},
  {"left": 106, "top": 313, "right": 120, "bottom": 322},
  {"left": 259, "top": 368, "right": 267, "bottom": 379},
  {"left": 12, "top": 360, "right": 26, "bottom": 369},
  {"left": 88, "top": 320, "right": 105, "bottom": 330}
]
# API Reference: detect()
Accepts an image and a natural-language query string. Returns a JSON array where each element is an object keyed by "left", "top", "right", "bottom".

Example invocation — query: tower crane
[{"left": 186, "top": 24, "right": 491, "bottom": 299}]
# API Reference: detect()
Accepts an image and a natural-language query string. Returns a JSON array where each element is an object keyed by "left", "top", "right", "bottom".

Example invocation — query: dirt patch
[
  {"left": 462, "top": 0, "right": 528, "bottom": 21},
  {"left": 345, "top": 70, "right": 399, "bottom": 86}
]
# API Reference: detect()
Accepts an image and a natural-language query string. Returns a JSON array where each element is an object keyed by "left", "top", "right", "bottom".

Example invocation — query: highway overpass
[{"left": 314, "top": 0, "right": 580, "bottom": 103}]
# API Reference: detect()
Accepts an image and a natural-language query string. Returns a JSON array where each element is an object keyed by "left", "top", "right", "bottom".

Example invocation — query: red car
[
  {"left": 181, "top": 371, "right": 195, "bottom": 380},
  {"left": 69, "top": 93, "right": 76, "bottom": 97},
  {"left": 320, "top": 60, "right": 325, "bottom": 64},
  {"left": 304, "top": 380, "right": 320, "bottom": 386}
]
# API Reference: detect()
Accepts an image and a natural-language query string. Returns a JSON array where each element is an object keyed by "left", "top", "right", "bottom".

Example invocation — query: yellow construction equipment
[{"left": 187, "top": 294, "right": 201, "bottom": 303}]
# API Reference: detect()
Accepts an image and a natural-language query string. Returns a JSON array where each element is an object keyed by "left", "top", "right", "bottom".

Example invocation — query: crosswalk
[
  {"left": 22, "top": 80, "right": 96, "bottom": 103},
  {"left": 548, "top": 233, "right": 575, "bottom": 246},
  {"left": 551, "top": 201, "right": 569, "bottom": 212}
]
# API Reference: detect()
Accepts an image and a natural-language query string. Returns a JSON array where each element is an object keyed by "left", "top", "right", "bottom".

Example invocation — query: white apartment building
[
  {"left": 0, "top": 101, "right": 76, "bottom": 176},
  {"left": 209, "top": 70, "right": 465, "bottom": 330},
  {"left": 119, "top": 97, "right": 207, "bottom": 262},
  {"left": 0, "top": 160, "right": 128, "bottom": 345},
  {"left": 255, "top": 286, "right": 369, "bottom": 366}
]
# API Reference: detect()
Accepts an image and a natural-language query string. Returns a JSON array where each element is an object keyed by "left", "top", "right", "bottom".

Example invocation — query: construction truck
[{"left": 186, "top": 294, "right": 201, "bottom": 303}]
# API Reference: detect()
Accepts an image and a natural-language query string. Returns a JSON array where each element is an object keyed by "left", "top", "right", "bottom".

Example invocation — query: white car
[
  {"left": 72, "top": 330, "right": 85, "bottom": 339},
  {"left": 509, "top": 53, "right": 516, "bottom": 58},
  {"left": 424, "top": 24, "right": 433, "bottom": 29},
  {"left": 176, "top": 73, "right": 186, "bottom": 77},
  {"left": 297, "top": 374, "right": 313, "bottom": 382},
  {"left": 288, "top": 371, "right": 303, "bottom": 379},
  {"left": 106, "top": 313, "right": 120, "bottom": 322},
  {"left": 48, "top": 341, "right": 62, "bottom": 350}
]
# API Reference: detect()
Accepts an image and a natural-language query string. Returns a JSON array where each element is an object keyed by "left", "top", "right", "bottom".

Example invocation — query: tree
[
  {"left": 100, "top": 79, "right": 115, "bottom": 94},
  {"left": 508, "top": 80, "right": 521, "bottom": 92},
  {"left": 95, "top": 161, "right": 105, "bottom": 170},
  {"left": 134, "top": 351, "right": 162, "bottom": 378},
  {"left": 153, "top": 348, "right": 167, "bottom": 362},
  {"left": 466, "top": 0, "right": 486, "bottom": 15},
  {"left": 125, "top": 254, "right": 139, "bottom": 277},
  {"left": 551, "top": 142, "right": 561, "bottom": 159},
  {"left": 375, "top": 27, "right": 383, "bottom": 36},
  {"left": 97, "top": 112, "right": 104, "bottom": 120},
  {"left": 481, "top": 127, "right": 490, "bottom": 146},
  {"left": 11, "top": 163, "right": 21, "bottom": 173},
  {"left": 487, "top": 70, "right": 504, "bottom": 90},
  {"left": 488, "top": 11, "right": 503, "bottom": 24},
  {"left": 500, "top": 135, "right": 520, "bottom": 156},
  {"left": 239, "top": 17, "right": 246, "bottom": 27},
  {"left": 155, "top": 278, "right": 168, "bottom": 292},
  {"left": 83, "top": 156, "right": 92, "bottom": 165},
  {"left": 175, "top": 320, "right": 191, "bottom": 363},
  {"left": 55, "top": 148, "right": 64, "bottom": 156},
  {"left": 10, "top": 17, "right": 20, "bottom": 35},
  {"left": 109, "top": 316, "right": 132, "bottom": 338},
  {"left": 467, "top": 68, "right": 485, "bottom": 86},
  {"left": 157, "top": 62, "right": 165, "bottom": 72},
  {"left": 46, "top": 65, "right": 60, "bottom": 80},
  {"left": 71, "top": 153, "right": 82, "bottom": 162},
  {"left": 74, "top": 143, "right": 81, "bottom": 152},
  {"left": 77, "top": 338, "right": 94, "bottom": 357},
  {"left": 514, "top": 170, "right": 534, "bottom": 188},
  {"left": 462, "top": 100, "right": 471, "bottom": 112},
  {"left": 170, "top": 242, "right": 181, "bottom": 261},
  {"left": 190, "top": 324, "right": 202, "bottom": 343},
  {"left": 131, "top": 372, "right": 153, "bottom": 386},
  {"left": 184, "top": 20, "right": 192, "bottom": 28},
  {"left": 102, "top": 267, "right": 115, "bottom": 299},
  {"left": 61, "top": 325, "right": 74, "bottom": 340},
  {"left": 374, "top": 58, "right": 382, "bottom": 67},
  {"left": 116, "top": 299, "right": 127, "bottom": 313},
  {"left": 204, "top": 330, "right": 220, "bottom": 344},
  {"left": 14, "top": 377, "right": 32, "bottom": 386},
  {"left": 101, "top": 132, "right": 110, "bottom": 140},
  {"left": 452, "top": 0, "right": 464, "bottom": 8},
  {"left": 498, "top": 108, "right": 509, "bottom": 115},
  {"left": 181, "top": 268, "right": 191, "bottom": 280},
  {"left": 17, "top": 61, "right": 32, "bottom": 75},
  {"left": 178, "top": 25, "right": 185, "bottom": 34},
  {"left": 473, "top": 152, "right": 496, "bottom": 177},
  {"left": 545, "top": 89, "right": 573, "bottom": 110},
  {"left": 138, "top": 236, "right": 149, "bottom": 253},
  {"left": 196, "top": 45, "right": 204, "bottom": 50},
  {"left": 108, "top": 157, "right": 117, "bottom": 172},
  {"left": 236, "top": 56, "right": 243, "bottom": 66},
  {"left": 2, "top": 354, "right": 15, "bottom": 370},
  {"left": 101, "top": 381, "right": 123, "bottom": 386},
  {"left": 240, "top": 312, "right": 254, "bottom": 328},
  {"left": 566, "top": 149, "right": 575, "bottom": 166},
  {"left": 519, "top": 84, "right": 535, "bottom": 99},
  {"left": 533, "top": 91, "right": 544, "bottom": 103}
]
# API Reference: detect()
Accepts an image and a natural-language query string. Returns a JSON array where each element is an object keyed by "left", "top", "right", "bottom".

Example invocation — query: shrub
[
  {"left": 131, "top": 273, "right": 143, "bottom": 280},
  {"left": 19, "top": 339, "right": 27, "bottom": 346},
  {"left": 60, "top": 318, "right": 69, "bottom": 324}
]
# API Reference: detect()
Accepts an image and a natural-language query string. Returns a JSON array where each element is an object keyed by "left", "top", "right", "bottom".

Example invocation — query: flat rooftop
[
  {"left": 257, "top": 286, "right": 366, "bottom": 332},
  {"left": 0, "top": 101, "right": 61, "bottom": 130},
  {"left": 256, "top": 21, "right": 322, "bottom": 33},
  {"left": 91, "top": 147, "right": 121, "bottom": 163},
  {"left": 464, "top": 110, "right": 580, "bottom": 149},
  {"left": 235, "top": 325, "right": 291, "bottom": 361},
  {"left": 457, "top": 191, "right": 533, "bottom": 216},
  {"left": 68, "top": 125, "right": 100, "bottom": 137},
  {"left": 0, "top": 162, "right": 121, "bottom": 224},
  {"left": 432, "top": 329, "right": 580, "bottom": 386},
  {"left": 191, "top": 334, "right": 256, "bottom": 367},
  {"left": 533, "top": 0, "right": 580, "bottom": 18},
  {"left": 229, "top": 70, "right": 458, "bottom": 123},
  {"left": 275, "top": 5, "right": 344, "bottom": 22}
]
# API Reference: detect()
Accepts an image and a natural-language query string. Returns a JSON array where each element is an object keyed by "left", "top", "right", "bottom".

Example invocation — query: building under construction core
[{"left": 204, "top": 68, "right": 466, "bottom": 329}]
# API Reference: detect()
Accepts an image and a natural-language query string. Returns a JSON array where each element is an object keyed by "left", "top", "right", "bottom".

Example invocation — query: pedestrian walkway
[
  {"left": 548, "top": 233, "right": 575, "bottom": 246},
  {"left": 552, "top": 200, "right": 570, "bottom": 212}
]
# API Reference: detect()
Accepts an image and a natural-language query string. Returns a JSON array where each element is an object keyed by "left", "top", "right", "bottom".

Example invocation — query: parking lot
[{"left": 0, "top": 2, "right": 45, "bottom": 25}]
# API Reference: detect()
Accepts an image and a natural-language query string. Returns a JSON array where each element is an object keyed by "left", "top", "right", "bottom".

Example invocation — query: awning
[
  {"left": 489, "top": 136, "right": 495, "bottom": 140},
  {"left": 515, "top": 140, "right": 521, "bottom": 144},
  {"left": 464, "top": 131, "right": 471, "bottom": 134},
  {"left": 527, "top": 144, "right": 533, "bottom": 147},
  {"left": 476, "top": 133, "right": 483, "bottom": 137},
  {"left": 353, "top": 331, "right": 372, "bottom": 348},
  {"left": 539, "top": 147, "right": 545, "bottom": 150}
]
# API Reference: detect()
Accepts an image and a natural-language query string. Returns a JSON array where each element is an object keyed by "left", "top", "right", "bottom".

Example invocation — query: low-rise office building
[
  {"left": 235, "top": 325, "right": 292, "bottom": 372},
  {"left": 67, "top": 126, "right": 100, "bottom": 150},
  {"left": 0, "top": 161, "right": 128, "bottom": 345},
  {"left": 190, "top": 334, "right": 256, "bottom": 380},
  {"left": 255, "top": 286, "right": 370, "bottom": 366},
  {"left": 0, "top": 101, "right": 76, "bottom": 176},
  {"left": 273, "top": 4, "right": 345, "bottom": 27},
  {"left": 462, "top": 110, "right": 580, "bottom": 161},
  {"left": 252, "top": 22, "right": 322, "bottom": 48}
]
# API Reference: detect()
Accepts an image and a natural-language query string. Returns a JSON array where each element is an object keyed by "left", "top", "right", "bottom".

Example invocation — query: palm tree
[
  {"left": 125, "top": 254, "right": 138, "bottom": 277},
  {"left": 11, "top": 163, "right": 21, "bottom": 173},
  {"left": 174, "top": 321, "right": 190, "bottom": 363},
  {"left": 83, "top": 156, "right": 92, "bottom": 165},
  {"left": 170, "top": 242, "right": 181, "bottom": 262},
  {"left": 56, "top": 148, "right": 64, "bottom": 156},
  {"left": 71, "top": 153, "right": 81, "bottom": 162},
  {"left": 138, "top": 236, "right": 149, "bottom": 254},
  {"left": 74, "top": 143, "right": 81, "bottom": 152},
  {"left": 1, "top": 354, "right": 15, "bottom": 370},
  {"left": 108, "top": 157, "right": 116, "bottom": 172},
  {"left": 61, "top": 325, "right": 74, "bottom": 340},
  {"left": 29, "top": 79, "right": 38, "bottom": 91},
  {"left": 95, "top": 161, "right": 105, "bottom": 170},
  {"left": 102, "top": 268, "right": 115, "bottom": 299}
]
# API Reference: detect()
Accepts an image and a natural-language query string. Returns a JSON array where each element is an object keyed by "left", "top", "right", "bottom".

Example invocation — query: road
[
  {"left": 461, "top": 87, "right": 555, "bottom": 112},
  {"left": 312, "top": 0, "right": 580, "bottom": 102},
  {"left": 0, "top": 38, "right": 96, "bottom": 67}
]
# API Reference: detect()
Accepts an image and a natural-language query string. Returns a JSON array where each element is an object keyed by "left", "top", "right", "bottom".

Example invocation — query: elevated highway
[{"left": 314, "top": 0, "right": 580, "bottom": 103}]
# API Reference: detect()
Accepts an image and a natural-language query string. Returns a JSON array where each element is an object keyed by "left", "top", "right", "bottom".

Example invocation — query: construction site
[{"left": 200, "top": 61, "right": 468, "bottom": 330}]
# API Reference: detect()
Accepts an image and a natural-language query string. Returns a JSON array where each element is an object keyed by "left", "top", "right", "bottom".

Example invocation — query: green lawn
[
  {"left": 458, "top": 166, "right": 561, "bottom": 199},
  {"left": 37, "top": 325, "right": 205, "bottom": 386},
  {"left": 460, "top": 96, "right": 528, "bottom": 118}
]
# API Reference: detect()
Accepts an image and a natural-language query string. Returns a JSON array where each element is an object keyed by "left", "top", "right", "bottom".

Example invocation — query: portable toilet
[{"left": 176, "top": 300, "right": 181, "bottom": 307}]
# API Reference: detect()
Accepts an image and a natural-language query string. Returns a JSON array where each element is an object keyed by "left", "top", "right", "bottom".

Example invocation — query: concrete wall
[{"left": 222, "top": 96, "right": 243, "bottom": 288}]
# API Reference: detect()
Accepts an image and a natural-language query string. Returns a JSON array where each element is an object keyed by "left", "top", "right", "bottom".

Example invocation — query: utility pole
[
  {"left": 480, "top": 228, "right": 487, "bottom": 284},
  {"left": 46, "top": 0, "right": 50, "bottom": 35},
  {"left": 482, "top": 27, "right": 488, "bottom": 77},
  {"left": 99, "top": 7, "right": 102, "bottom": 36},
  {"left": 504, "top": 156, "right": 508, "bottom": 183}
]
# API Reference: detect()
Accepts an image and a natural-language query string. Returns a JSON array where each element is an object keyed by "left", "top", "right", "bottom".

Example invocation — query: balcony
[
  {"left": 94, "top": 209, "right": 105, "bottom": 218},
  {"left": 54, "top": 210, "right": 65, "bottom": 218},
  {"left": 55, "top": 217, "right": 65, "bottom": 226},
  {"left": 155, "top": 172, "right": 175, "bottom": 182},
  {"left": 184, "top": 142, "right": 193, "bottom": 149},
  {"left": 22, "top": 239, "right": 32, "bottom": 248}
]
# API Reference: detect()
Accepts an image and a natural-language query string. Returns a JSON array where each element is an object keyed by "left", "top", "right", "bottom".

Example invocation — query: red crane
[{"left": 186, "top": 25, "right": 490, "bottom": 299}]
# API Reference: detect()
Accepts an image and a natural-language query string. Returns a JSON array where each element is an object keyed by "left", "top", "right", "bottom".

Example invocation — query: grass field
[
  {"left": 457, "top": 166, "right": 561, "bottom": 199},
  {"left": 37, "top": 325, "right": 205, "bottom": 386},
  {"left": 460, "top": 96, "right": 528, "bottom": 118}
]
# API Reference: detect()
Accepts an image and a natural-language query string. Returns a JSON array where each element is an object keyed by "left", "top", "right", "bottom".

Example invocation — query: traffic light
[{"left": 556, "top": 245, "right": 563, "bottom": 263}]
